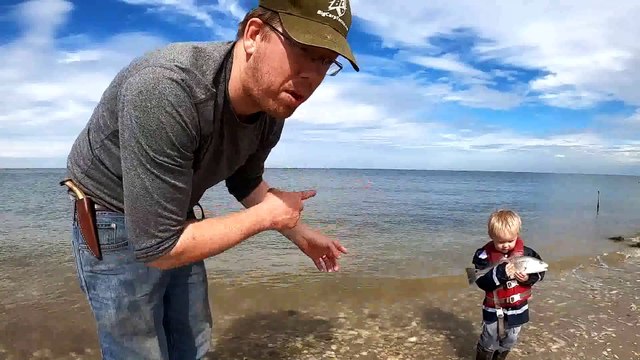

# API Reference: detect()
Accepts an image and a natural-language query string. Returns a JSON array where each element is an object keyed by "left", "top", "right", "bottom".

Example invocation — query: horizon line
[{"left": 1, "top": 166, "right": 638, "bottom": 177}]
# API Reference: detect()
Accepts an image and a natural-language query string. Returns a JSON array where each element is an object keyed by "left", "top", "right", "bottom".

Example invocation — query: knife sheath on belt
[{"left": 63, "top": 180, "right": 102, "bottom": 260}]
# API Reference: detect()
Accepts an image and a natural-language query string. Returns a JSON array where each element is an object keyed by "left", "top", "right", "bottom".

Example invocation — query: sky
[{"left": 0, "top": 0, "right": 639, "bottom": 175}]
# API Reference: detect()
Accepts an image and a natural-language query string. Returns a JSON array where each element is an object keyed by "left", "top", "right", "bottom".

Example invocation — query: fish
[{"left": 465, "top": 256, "right": 548, "bottom": 285}]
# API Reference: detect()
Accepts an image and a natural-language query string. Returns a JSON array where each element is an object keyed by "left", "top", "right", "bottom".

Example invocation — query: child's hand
[
  {"left": 505, "top": 262, "right": 516, "bottom": 278},
  {"left": 514, "top": 272, "right": 529, "bottom": 282}
]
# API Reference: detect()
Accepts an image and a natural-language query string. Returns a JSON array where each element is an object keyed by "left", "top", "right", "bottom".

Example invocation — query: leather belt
[{"left": 95, "top": 203, "right": 117, "bottom": 212}]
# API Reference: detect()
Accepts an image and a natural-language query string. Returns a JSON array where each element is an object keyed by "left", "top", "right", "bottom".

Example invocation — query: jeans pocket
[
  {"left": 76, "top": 216, "right": 128, "bottom": 254},
  {"left": 96, "top": 222, "right": 127, "bottom": 251}
]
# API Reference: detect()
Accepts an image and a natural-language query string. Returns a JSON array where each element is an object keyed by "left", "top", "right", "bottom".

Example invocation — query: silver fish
[{"left": 465, "top": 256, "right": 548, "bottom": 285}]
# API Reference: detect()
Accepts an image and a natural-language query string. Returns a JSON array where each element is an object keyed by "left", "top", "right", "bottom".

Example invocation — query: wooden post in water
[{"left": 596, "top": 190, "right": 600, "bottom": 215}]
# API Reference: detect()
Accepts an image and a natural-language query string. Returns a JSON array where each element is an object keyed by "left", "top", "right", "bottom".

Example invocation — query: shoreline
[
  {"left": 201, "top": 236, "right": 639, "bottom": 287},
  {"left": 1, "top": 243, "right": 639, "bottom": 360},
  {"left": 2, "top": 168, "right": 639, "bottom": 359}
]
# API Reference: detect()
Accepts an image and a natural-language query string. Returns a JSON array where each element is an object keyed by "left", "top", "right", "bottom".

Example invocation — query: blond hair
[{"left": 488, "top": 209, "right": 521, "bottom": 240}]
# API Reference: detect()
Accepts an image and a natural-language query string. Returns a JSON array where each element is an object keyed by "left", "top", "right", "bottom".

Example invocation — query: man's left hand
[{"left": 282, "top": 225, "right": 347, "bottom": 272}]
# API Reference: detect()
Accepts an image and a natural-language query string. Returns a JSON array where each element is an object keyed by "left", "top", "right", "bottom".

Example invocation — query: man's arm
[
  {"left": 149, "top": 204, "right": 269, "bottom": 269},
  {"left": 152, "top": 178, "right": 312, "bottom": 269},
  {"left": 222, "top": 119, "right": 346, "bottom": 272},
  {"left": 239, "top": 179, "right": 270, "bottom": 208},
  {"left": 149, "top": 186, "right": 316, "bottom": 269},
  {"left": 222, "top": 128, "right": 309, "bottom": 245},
  {"left": 239, "top": 180, "right": 314, "bottom": 244},
  {"left": 238, "top": 180, "right": 346, "bottom": 272},
  {"left": 117, "top": 66, "right": 310, "bottom": 270}
]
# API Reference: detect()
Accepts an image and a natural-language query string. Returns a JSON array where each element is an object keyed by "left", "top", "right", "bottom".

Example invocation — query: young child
[{"left": 471, "top": 209, "right": 545, "bottom": 360}]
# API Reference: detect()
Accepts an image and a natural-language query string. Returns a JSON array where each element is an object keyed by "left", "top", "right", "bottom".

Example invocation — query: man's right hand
[{"left": 258, "top": 188, "right": 316, "bottom": 230}]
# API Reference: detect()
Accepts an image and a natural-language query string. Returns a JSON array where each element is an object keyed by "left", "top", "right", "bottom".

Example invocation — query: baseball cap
[{"left": 258, "top": 0, "right": 359, "bottom": 72}]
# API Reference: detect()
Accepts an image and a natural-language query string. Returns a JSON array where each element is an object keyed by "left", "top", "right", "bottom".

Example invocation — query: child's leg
[
  {"left": 476, "top": 321, "right": 499, "bottom": 359},
  {"left": 497, "top": 325, "right": 522, "bottom": 353}
]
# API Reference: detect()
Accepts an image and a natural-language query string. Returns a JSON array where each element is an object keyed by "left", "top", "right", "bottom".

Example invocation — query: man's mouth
[{"left": 285, "top": 90, "right": 304, "bottom": 102}]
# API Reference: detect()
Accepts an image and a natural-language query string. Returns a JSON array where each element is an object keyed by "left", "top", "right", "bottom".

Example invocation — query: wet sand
[{"left": 1, "top": 245, "right": 639, "bottom": 360}]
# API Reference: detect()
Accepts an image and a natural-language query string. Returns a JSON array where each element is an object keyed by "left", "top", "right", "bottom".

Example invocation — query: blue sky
[{"left": 0, "top": 0, "right": 639, "bottom": 175}]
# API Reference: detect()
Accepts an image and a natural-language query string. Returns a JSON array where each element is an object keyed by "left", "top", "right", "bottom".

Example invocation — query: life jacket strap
[{"left": 486, "top": 289, "right": 532, "bottom": 306}]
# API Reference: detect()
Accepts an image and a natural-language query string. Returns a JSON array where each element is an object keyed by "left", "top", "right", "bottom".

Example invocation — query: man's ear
[{"left": 243, "top": 18, "right": 265, "bottom": 56}]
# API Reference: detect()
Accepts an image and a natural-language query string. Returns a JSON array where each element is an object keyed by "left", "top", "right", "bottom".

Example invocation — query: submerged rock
[{"left": 608, "top": 235, "right": 640, "bottom": 248}]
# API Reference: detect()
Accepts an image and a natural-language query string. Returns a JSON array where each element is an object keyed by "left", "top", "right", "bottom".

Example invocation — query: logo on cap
[
  {"left": 317, "top": 0, "right": 349, "bottom": 31},
  {"left": 328, "top": 0, "right": 347, "bottom": 17}
]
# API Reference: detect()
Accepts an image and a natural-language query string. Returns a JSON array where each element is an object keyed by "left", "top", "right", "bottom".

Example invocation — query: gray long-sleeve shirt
[{"left": 64, "top": 41, "right": 284, "bottom": 262}]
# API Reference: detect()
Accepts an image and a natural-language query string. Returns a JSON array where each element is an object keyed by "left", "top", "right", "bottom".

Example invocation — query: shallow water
[
  {"left": 1, "top": 249, "right": 639, "bottom": 359},
  {"left": 1, "top": 168, "right": 638, "bottom": 280},
  {"left": 1, "top": 168, "right": 639, "bottom": 358}
]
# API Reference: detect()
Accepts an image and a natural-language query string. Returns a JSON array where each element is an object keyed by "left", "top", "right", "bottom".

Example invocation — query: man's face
[{"left": 243, "top": 21, "right": 339, "bottom": 119}]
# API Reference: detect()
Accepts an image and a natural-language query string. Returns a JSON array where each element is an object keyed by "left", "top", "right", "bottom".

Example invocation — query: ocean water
[
  {"left": 1, "top": 168, "right": 640, "bottom": 359},
  {"left": 0, "top": 168, "right": 638, "bottom": 284}
]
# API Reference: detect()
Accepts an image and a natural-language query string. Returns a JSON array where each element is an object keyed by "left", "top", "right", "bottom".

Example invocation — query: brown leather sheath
[{"left": 62, "top": 179, "right": 103, "bottom": 260}]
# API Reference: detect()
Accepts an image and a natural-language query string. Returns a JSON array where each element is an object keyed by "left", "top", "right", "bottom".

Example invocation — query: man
[{"left": 61, "top": 0, "right": 359, "bottom": 358}]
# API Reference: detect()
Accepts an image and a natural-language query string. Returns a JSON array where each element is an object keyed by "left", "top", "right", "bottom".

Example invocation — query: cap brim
[{"left": 279, "top": 13, "right": 359, "bottom": 72}]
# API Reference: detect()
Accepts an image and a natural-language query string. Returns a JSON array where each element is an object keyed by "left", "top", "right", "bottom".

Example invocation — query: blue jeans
[
  {"left": 71, "top": 209, "right": 212, "bottom": 359},
  {"left": 478, "top": 320, "right": 522, "bottom": 353}
]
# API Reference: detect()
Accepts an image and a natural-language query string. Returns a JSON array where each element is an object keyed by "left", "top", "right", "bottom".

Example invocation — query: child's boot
[
  {"left": 493, "top": 350, "right": 510, "bottom": 359},
  {"left": 475, "top": 344, "right": 494, "bottom": 360}
]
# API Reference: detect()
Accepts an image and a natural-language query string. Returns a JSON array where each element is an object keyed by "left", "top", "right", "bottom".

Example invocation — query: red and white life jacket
[{"left": 483, "top": 237, "right": 532, "bottom": 308}]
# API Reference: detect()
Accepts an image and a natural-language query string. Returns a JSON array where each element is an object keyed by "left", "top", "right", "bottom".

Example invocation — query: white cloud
[
  {"left": 491, "top": 69, "right": 519, "bottom": 81},
  {"left": 535, "top": 88, "right": 610, "bottom": 110},
  {"left": 352, "top": 0, "right": 640, "bottom": 109},
  {"left": 290, "top": 74, "right": 433, "bottom": 128},
  {"left": 12, "top": 0, "right": 72, "bottom": 47},
  {"left": 0, "top": 0, "right": 167, "bottom": 158},
  {"left": 0, "top": 138, "right": 75, "bottom": 158},
  {"left": 118, "top": 0, "right": 246, "bottom": 38},
  {"left": 0, "top": 0, "right": 252, "bottom": 163},
  {"left": 435, "top": 84, "right": 525, "bottom": 110},
  {"left": 614, "top": 109, "right": 640, "bottom": 129},
  {"left": 204, "top": 0, "right": 246, "bottom": 21},
  {"left": 59, "top": 49, "right": 103, "bottom": 63},
  {"left": 592, "top": 108, "right": 640, "bottom": 141},
  {"left": 120, "top": 0, "right": 215, "bottom": 27},
  {"left": 0, "top": 0, "right": 637, "bottom": 175},
  {"left": 273, "top": 68, "right": 639, "bottom": 173},
  {"left": 408, "top": 54, "right": 487, "bottom": 79},
  {"left": 270, "top": 127, "right": 640, "bottom": 174}
]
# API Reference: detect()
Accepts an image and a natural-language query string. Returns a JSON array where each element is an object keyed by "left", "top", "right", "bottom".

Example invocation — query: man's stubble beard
[{"left": 243, "top": 57, "right": 296, "bottom": 120}]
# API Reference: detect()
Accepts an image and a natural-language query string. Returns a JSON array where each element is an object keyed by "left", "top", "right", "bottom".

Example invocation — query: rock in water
[{"left": 608, "top": 236, "right": 625, "bottom": 242}]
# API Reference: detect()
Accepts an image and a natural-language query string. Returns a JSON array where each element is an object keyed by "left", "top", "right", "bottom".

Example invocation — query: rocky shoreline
[
  {"left": 1, "top": 242, "right": 639, "bottom": 360},
  {"left": 204, "top": 249, "right": 640, "bottom": 360}
]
